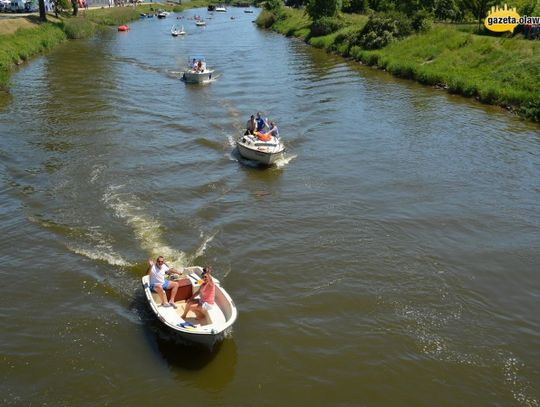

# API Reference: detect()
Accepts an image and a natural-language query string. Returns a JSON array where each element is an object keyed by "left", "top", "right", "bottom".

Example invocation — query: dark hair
[{"left": 202, "top": 266, "right": 212, "bottom": 275}]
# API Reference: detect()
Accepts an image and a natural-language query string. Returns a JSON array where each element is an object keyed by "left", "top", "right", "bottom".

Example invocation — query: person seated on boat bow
[
  {"left": 197, "top": 59, "right": 203, "bottom": 72},
  {"left": 192, "top": 58, "right": 198, "bottom": 72},
  {"left": 181, "top": 267, "right": 215, "bottom": 321},
  {"left": 245, "top": 115, "right": 257, "bottom": 135},
  {"left": 147, "top": 256, "right": 182, "bottom": 308}
]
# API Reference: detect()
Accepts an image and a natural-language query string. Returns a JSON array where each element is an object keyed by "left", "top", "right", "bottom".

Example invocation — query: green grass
[
  {"left": 352, "top": 26, "right": 540, "bottom": 117},
  {"left": 257, "top": 8, "right": 311, "bottom": 39},
  {"left": 257, "top": 8, "right": 540, "bottom": 123},
  {"left": 0, "top": 23, "right": 66, "bottom": 90}
]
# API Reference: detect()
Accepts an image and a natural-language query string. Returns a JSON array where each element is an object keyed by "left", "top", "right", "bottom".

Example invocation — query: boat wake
[
  {"left": 28, "top": 215, "right": 133, "bottom": 267},
  {"left": 274, "top": 153, "right": 296, "bottom": 169},
  {"left": 189, "top": 229, "right": 219, "bottom": 262},
  {"left": 102, "top": 185, "right": 187, "bottom": 268}
]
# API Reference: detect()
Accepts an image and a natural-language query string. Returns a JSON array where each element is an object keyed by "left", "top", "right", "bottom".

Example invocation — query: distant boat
[
  {"left": 215, "top": 5, "right": 226, "bottom": 12},
  {"left": 207, "top": 4, "right": 215, "bottom": 11},
  {"left": 195, "top": 19, "right": 207, "bottom": 26},
  {"left": 157, "top": 10, "right": 170, "bottom": 19},
  {"left": 117, "top": 25, "right": 129, "bottom": 32},
  {"left": 171, "top": 25, "right": 186, "bottom": 36},
  {"left": 244, "top": 9, "right": 254, "bottom": 13},
  {"left": 182, "top": 55, "right": 215, "bottom": 84}
]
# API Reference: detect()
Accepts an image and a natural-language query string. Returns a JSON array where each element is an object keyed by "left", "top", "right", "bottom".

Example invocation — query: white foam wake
[
  {"left": 274, "top": 153, "right": 297, "bottom": 169},
  {"left": 102, "top": 185, "right": 187, "bottom": 268},
  {"left": 190, "top": 230, "right": 219, "bottom": 262}
]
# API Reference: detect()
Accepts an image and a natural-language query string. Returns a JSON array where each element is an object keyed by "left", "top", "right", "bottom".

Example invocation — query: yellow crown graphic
[{"left": 484, "top": 3, "right": 521, "bottom": 32}]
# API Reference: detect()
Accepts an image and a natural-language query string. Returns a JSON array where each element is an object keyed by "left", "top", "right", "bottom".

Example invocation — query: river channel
[{"left": 0, "top": 7, "right": 539, "bottom": 406}]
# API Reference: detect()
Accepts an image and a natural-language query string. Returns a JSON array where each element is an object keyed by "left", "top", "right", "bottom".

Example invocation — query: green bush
[
  {"left": 411, "top": 9, "right": 432, "bottom": 32},
  {"left": 256, "top": 9, "right": 277, "bottom": 28},
  {"left": 356, "top": 11, "right": 412, "bottom": 49},
  {"left": 310, "top": 16, "right": 345, "bottom": 36}
]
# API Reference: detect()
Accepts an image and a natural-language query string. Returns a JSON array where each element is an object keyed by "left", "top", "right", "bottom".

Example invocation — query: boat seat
[{"left": 203, "top": 305, "right": 226, "bottom": 327}]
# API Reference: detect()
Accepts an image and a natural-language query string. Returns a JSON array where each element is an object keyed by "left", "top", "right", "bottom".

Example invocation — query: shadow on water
[{"left": 134, "top": 291, "right": 238, "bottom": 390}]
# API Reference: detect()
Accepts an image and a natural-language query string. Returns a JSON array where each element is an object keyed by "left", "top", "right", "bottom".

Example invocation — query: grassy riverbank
[
  {"left": 0, "top": 0, "right": 208, "bottom": 92},
  {"left": 257, "top": 8, "right": 540, "bottom": 123}
]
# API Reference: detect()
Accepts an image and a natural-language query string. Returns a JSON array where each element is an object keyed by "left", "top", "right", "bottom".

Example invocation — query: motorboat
[
  {"left": 157, "top": 10, "right": 170, "bottom": 18},
  {"left": 207, "top": 4, "right": 215, "bottom": 11},
  {"left": 215, "top": 5, "right": 227, "bottom": 12},
  {"left": 195, "top": 19, "right": 207, "bottom": 26},
  {"left": 182, "top": 55, "right": 214, "bottom": 84},
  {"left": 142, "top": 266, "right": 238, "bottom": 348},
  {"left": 237, "top": 132, "right": 285, "bottom": 165},
  {"left": 244, "top": 9, "right": 254, "bottom": 13},
  {"left": 171, "top": 25, "right": 186, "bottom": 36}
]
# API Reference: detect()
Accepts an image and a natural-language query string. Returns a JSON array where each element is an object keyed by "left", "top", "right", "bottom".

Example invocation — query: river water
[{"left": 1, "top": 7, "right": 539, "bottom": 406}]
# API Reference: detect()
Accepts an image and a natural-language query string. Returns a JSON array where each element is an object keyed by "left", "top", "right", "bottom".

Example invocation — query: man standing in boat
[
  {"left": 255, "top": 112, "right": 268, "bottom": 133},
  {"left": 147, "top": 256, "right": 182, "bottom": 308}
]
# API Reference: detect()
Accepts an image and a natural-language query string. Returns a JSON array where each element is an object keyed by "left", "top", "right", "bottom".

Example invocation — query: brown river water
[{"left": 0, "top": 7, "right": 539, "bottom": 406}]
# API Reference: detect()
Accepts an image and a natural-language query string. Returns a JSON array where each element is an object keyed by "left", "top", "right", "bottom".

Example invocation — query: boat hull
[
  {"left": 237, "top": 136, "right": 285, "bottom": 165},
  {"left": 182, "top": 70, "right": 214, "bottom": 83}
]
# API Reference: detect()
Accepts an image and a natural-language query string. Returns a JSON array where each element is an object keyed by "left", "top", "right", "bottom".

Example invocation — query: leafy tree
[
  {"left": 306, "top": 0, "right": 339, "bottom": 20},
  {"left": 433, "top": 0, "right": 460, "bottom": 21},
  {"left": 264, "top": 0, "right": 283, "bottom": 10},
  {"left": 285, "top": 0, "right": 307, "bottom": 7},
  {"left": 462, "top": 0, "right": 497, "bottom": 30},
  {"left": 342, "top": 0, "right": 369, "bottom": 13}
]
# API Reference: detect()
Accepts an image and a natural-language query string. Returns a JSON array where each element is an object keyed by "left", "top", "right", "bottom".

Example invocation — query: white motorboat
[
  {"left": 195, "top": 19, "right": 207, "bottom": 26},
  {"left": 171, "top": 25, "right": 186, "bottom": 36},
  {"left": 182, "top": 55, "right": 214, "bottom": 84},
  {"left": 215, "top": 5, "right": 227, "bottom": 12},
  {"left": 142, "top": 266, "right": 238, "bottom": 348},
  {"left": 237, "top": 132, "right": 285, "bottom": 165}
]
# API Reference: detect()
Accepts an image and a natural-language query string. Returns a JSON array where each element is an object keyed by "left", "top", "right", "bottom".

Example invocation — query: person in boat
[
  {"left": 181, "top": 267, "right": 215, "bottom": 321},
  {"left": 192, "top": 58, "right": 198, "bottom": 71},
  {"left": 255, "top": 112, "right": 268, "bottom": 133},
  {"left": 265, "top": 121, "right": 279, "bottom": 138},
  {"left": 245, "top": 114, "right": 257, "bottom": 135},
  {"left": 197, "top": 60, "right": 203, "bottom": 72},
  {"left": 147, "top": 256, "right": 183, "bottom": 308}
]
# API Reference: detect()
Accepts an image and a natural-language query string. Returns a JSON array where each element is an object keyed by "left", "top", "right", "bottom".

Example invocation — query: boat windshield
[{"left": 188, "top": 55, "right": 206, "bottom": 63}]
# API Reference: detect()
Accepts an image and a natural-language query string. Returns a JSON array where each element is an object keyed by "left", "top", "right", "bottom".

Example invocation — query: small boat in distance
[
  {"left": 237, "top": 132, "right": 285, "bottom": 165},
  {"left": 117, "top": 25, "right": 129, "bottom": 32},
  {"left": 195, "top": 19, "right": 207, "bottom": 26},
  {"left": 182, "top": 55, "right": 215, "bottom": 84},
  {"left": 244, "top": 9, "right": 254, "bottom": 13},
  {"left": 207, "top": 4, "right": 215, "bottom": 11},
  {"left": 171, "top": 25, "right": 186, "bottom": 36},
  {"left": 215, "top": 5, "right": 227, "bottom": 12},
  {"left": 142, "top": 266, "right": 238, "bottom": 349}
]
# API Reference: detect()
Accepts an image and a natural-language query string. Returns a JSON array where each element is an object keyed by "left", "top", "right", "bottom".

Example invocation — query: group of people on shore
[
  {"left": 147, "top": 256, "right": 215, "bottom": 321},
  {"left": 245, "top": 111, "right": 279, "bottom": 139}
]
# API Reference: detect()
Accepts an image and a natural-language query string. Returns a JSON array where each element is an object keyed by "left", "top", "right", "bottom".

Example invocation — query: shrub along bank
[
  {"left": 0, "top": 1, "right": 208, "bottom": 92},
  {"left": 256, "top": 8, "right": 540, "bottom": 123}
]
